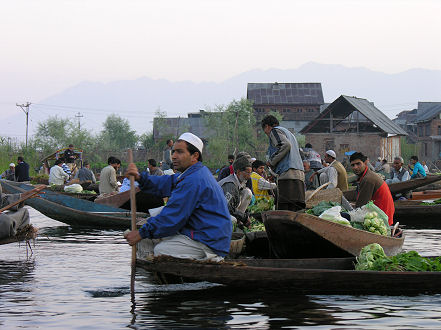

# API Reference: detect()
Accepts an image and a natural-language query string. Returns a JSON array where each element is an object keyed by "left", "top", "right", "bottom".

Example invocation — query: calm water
[{"left": 1, "top": 207, "right": 441, "bottom": 329}]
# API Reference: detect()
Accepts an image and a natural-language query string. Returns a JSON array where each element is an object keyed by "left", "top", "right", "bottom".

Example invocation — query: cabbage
[{"left": 64, "top": 184, "right": 83, "bottom": 193}]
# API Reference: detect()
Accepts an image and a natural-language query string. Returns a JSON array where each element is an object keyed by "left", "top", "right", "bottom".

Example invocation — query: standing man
[
  {"left": 310, "top": 150, "right": 348, "bottom": 191},
  {"left": 302, "top": 143, "right": 323, "bottom": 171},
  {"left": 99, "top": 157, "right": 121, "bottom": 194},
  {"left": 217, "top": 154, "right": 235, "bottom": 182},
  {"left": 162, "top": 139, "right": 174, "bottom": 170},
  {"left": 147, "top": 159, "right": 164, "bottom": 176},
  {"left": 410, "top": 156, "right": 426, "bottom": 179},
  {"left": 261, "top": 115, "right": 305, "bottom": 211},
  {"left": 304, "top": 160, "right": 319, "bottom": 190},
  {"left": 1, "top": 163, "right": 16, "bottom": 181},
  {"left": 63, "top": 144, "right": 76, "bottom": 172},
  {"left": 15, "top": 156, "right": 30, "bottom": 182},
  {"left": 124, "top": 132, "right": 231, "bottom": 261},
  {"left": 350, "top": 152, "right": 395, "bottom": 225}
]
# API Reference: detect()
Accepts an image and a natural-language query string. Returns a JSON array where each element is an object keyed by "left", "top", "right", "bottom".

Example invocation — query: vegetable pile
[
  {"left": 246, "top": 217, "right": 266, "bottom": 232},
  {"left": 363, "top": 212, "right": 389, "bottom": 236},
  {"left": 305, "top": 201, "right": 343, "bottom": 216},
  {"left": 356, "top": 243, "right": 441, "bottom": 272},
  {"left": 421, "top": 198, "right": 441, "bottom": 205},
  {"left": 248, "top": 198, "right": 274, "bottom": 214}
]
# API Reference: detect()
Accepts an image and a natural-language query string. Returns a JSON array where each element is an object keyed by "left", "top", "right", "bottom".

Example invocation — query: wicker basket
[
  {"left": 306, "top": 188, "right": 343, "bottom": 209},
  {"left": 229, "top": 232, "right": 245, "bottom": 258}
]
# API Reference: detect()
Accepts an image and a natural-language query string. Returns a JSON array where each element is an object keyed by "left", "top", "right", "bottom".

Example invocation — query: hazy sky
[{"left": 1, "top": 0, "right": 440, "bottom": 138}]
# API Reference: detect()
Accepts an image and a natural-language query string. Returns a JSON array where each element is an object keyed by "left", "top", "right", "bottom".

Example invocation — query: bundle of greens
[
  {"left": 248, "top": 198, "right": 275, "bottom": 214},
  {"left": 306, "top": 201, "right": 342, "bottom": 216},
  {"left": 421, "top": 198, "right": 441, "bottom": 205},
  {"left": 245, "top": 217, "right": 266, "bottom": 232},
  {"left": 356, "top": 243, "right": 441, "bottom": 272}
]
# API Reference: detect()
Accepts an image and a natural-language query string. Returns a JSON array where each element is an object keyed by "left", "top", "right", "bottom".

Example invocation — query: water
[{"left": 2, "top": 208, "right": 441, "bottom": 329}]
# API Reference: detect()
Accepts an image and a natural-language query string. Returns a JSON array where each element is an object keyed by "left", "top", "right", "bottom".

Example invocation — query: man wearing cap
[
  {"left": 1, "top": 163, "right": 16, "bottom": 181},
  {"left": 218, "top": 156, "right": 253, "bottom": 228},
  {"left": 261, "top": 115, "right": 305, "bottom": 211},
  {"left": 124, "top": 132, "right": 232, "bottom": 261},
  {"left": 310, "top": 150, "right": 348, "bottom": 191}
]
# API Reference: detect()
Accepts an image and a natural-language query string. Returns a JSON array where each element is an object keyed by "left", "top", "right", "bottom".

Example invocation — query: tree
[{"left": 98, "top": 114, "right": 138, "bottom": 151}]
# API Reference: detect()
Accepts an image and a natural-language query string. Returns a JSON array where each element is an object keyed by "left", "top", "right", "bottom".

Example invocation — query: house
[
  {"left": 153, "top": 110, "right": 207, "bottom": 143},
  {"left": 392, "top": 109, "right": 418, "bottom": 143},
  {"left": 414, "top": 102, "right": 441, "bottom": 161},
  {"left": 300, "top": 95, "right": 407, "bottom": 162},
  {"left": 247, "top": 82, "right": 324, "bottom": 133}
]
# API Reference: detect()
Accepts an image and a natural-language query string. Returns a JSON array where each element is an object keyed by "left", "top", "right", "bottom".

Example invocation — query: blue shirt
[
  {"left": 137, "top": 162, "right": 232, "bottom": 257},
  {"left": 411, "top": 161, "right": 426, "bottom": 179}
]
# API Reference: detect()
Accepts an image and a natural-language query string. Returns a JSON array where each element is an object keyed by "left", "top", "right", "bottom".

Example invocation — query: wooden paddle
[
  {"left": 0, "top": 185, "right": 46, "bottom": 214},
  {"left": 128, "top": 149, "right": 137, "bottom": 299}
]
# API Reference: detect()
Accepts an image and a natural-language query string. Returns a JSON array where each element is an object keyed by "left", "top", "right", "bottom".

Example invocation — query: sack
[
  {"left": 64, "top": 184, "right": 83, "bottom": 193},
  {"left": 319, "top": 206, "right": 351, "bottom": 227},
  {"left": 347, "top": 201, "right": 391, "bottom": 235}
]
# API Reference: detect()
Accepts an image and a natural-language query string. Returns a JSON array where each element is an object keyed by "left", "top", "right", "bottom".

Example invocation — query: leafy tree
[{"left": 98, "top": 114, "right": 138, "bottom": 151}]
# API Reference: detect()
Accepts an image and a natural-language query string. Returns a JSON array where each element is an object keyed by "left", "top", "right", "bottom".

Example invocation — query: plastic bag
[
  {"left": 319, "top": 206, "right": 352, "bottom": 227},
  {"left": 64, "top": 184, "right": 83, "bottom": 193},
  {"left": 347, "top": 201, "right": 390, "bottom": 235}
]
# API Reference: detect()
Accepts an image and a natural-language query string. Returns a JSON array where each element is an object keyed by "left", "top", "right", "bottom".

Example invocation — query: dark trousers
[{"left": 277, "top": 179, "right": 306, "bottom": 211}]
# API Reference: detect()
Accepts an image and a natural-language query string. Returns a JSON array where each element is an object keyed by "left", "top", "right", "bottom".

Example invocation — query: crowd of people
[{"left": 0, "top": 115, "right": 434, "bottom": 261}]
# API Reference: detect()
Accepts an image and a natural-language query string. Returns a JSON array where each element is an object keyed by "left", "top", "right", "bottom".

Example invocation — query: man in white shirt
[{"left": 49, "top": 159, "right": 70, "bottom": 185}]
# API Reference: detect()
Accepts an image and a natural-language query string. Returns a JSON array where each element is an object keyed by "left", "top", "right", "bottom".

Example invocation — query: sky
[{"left": 1, "top": 0, "right": 441, "bottom": 139}]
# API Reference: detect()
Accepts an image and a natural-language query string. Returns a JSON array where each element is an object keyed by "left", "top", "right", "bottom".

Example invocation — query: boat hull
[{"left": 137, "top": 257, "right": 441, "bottom": 295}]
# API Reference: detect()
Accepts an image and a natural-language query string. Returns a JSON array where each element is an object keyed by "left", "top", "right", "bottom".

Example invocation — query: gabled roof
[
  {"left": 247, "top": 83, "right": 324, "bottom": 105},
  {"left": 300, "top": 95, "right": 407, "bottom": 135},
  {"left": 415, "top": 103, "right": 441, "bottom": 122}
]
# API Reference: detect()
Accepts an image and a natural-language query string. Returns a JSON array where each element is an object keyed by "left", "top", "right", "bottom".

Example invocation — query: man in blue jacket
[
  {"left": 409, "top": 156, "right": 426, "bottom": 179},
  {"left": 124, "top": 132, "right": 232, "bottom": 260}
]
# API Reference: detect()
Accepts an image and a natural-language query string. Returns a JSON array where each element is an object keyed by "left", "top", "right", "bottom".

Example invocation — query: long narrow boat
[
  {"left": 0, "top": 180, "right": 144, "bottom": 229},
  {"left": 94, "top": 188, "right": 164, "bottom": 213},
  {"left": 344, "top": 174, "right": 441, "bottom": 201},
  {"left": 410, "top": 190, "right": 441, "bottom": 200},
  {"left": 394, "top": 200, "right": 441, "bottom": 228},
  {"left": 262, "top": 210, "right": 404, "bottom": 259},
  {"left": 137, "top": 256, "right": 441, "bottom": 295}
]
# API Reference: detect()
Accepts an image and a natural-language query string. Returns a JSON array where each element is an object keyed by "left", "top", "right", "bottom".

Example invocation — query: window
[
  {"left": 424, "top": 143, "right": 428, "bottom": 156},
  {"left": 438, "top": 125, "right": 441, "bottom": 135},
  {"left": 426, "top": 124, "right": 431, "bottom": 136}
]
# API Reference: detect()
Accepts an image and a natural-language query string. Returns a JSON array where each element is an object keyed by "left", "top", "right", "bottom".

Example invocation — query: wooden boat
[
  {"left": 94, "top": 188, "right": 164, "bottom": 213},
  {"left": 410, "top": 190, "right": 441, "bottom": 201},
  {"left": 343, "top": 174, "right": 441, "bottom": 201},
  {"left": 394, "top": 200, "right": 441, "bottom": 228},
  {"left": 262, "top": 210, "right": 404, "bottom": 259},
  {"left": 137, "top": 256, "right": 441, "bottom": 295},
  {"left": 0, "top": 180, "right": 145, "bottom": 229}
]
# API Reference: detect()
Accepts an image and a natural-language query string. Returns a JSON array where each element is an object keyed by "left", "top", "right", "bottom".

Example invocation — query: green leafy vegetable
[{"left": 307, "top": 201, "right": 343, "bottom": 216}]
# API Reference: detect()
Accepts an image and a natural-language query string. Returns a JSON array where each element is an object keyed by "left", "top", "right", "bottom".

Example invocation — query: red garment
[
  {"left": 372, "top": 182, "right": 395, "bottom": 225},
  {"left": 356, "top": 167, "right": 395, "bottom": 225},
  {"left": 229, "top": 165, "right": 234, "bottom": 175}
]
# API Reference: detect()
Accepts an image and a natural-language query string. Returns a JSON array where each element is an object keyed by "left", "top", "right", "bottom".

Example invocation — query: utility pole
[
  {"left": 16, "top": 102, "right": 31, "bottom": 148},
  {"left": 75, "top": 112, "right": 84, "bottom": 130}
]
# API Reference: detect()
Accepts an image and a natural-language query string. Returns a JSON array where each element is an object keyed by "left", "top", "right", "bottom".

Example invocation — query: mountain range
[{"left": 5, "top": 62, "right": 441, "bottom": 137}]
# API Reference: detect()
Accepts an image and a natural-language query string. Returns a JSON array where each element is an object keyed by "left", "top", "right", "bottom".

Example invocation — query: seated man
[
  {"left": 147, "top": 159, "right": 164, "bottom": 176},
  {"left": 410, "top": 156, "right": 426, "bottom": 179},
  {"left": 350, "top": 152, "right": 395, "bottom": 225},
  {"left": 386, "top": 156, "right": 410, "bottom": 200},
  {"left": 218, "top": 156, "right": 253, "bottom": 228},
  {"left": 1, "top": 163, "right": 16, "bottom": 181},
  {"left": 49, "top": 159, "right": 70, "bottom": 185},
  {"left": 74, "top": 161, "right": 96, "bottom": 183},
  {"left": 99, "top": 157, "right": 121, "bottom": 195},
  {"left": 124, "top": 132, "right": 231, "bottom": 261},
  {"left": 311, "top": 150, "right": 348, "bottom": 191},
  {"left": 386, "top": 156, "right": 410, "bottom": 184},
  {"left": 250, "top": 160, "right": 276, "bottom": 200},
  {"left": 304, "top": 160, "right": 319, "bottom": 190}
]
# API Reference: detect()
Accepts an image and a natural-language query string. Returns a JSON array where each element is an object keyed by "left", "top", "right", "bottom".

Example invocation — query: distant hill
[{"left": 7, "top": 62, "right": 441, "bottom": 136}]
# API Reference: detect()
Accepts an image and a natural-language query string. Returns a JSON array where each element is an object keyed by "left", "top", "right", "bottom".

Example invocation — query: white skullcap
[
  {"left": 178, "top": 132, "right": 203, "bottom": 154},
  {"left": 326, "top": 150, "right": 336, "bottom": 158},
  {"left": 9, "top": 163, "right": 15, "bottom": 167}
]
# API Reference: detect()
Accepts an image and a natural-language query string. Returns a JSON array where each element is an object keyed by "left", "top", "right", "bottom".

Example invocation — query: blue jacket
[
  {"left": 411, "top": 162, "right": 426, "bottom": 179},
  {"left": 137, "top": 162, "right": 232, "bottom": 257}
]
